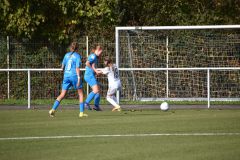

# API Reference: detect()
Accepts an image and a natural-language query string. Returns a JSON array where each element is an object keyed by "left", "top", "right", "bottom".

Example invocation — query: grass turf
[
  {"left": 0, "top": 109, "right": 239, "bottom": 160},
  {"left": 0, "top": 98, "right": 240, "bottom": 105}
]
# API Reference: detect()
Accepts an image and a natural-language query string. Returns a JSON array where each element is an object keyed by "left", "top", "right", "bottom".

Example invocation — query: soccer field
[{"left": 0, "top": 108, "right": 239, "bottom": 160}]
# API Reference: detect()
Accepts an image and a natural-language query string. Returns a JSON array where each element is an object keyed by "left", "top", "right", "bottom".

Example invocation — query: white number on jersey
[{"left": 66, "top": 60, "right": 73, "bottom": 71}]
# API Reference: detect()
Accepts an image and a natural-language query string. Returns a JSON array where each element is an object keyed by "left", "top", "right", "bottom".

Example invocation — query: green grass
[
  {"left": 0, "top": 109, "right": 239, "bottom": 160},
  {"left": 0, "top": 98, "right": 240, "bottom": 105}
]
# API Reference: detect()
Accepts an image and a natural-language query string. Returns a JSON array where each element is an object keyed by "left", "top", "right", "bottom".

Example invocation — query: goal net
[{"left": 115, "top": 26, "right": 240, "bottom": 102}]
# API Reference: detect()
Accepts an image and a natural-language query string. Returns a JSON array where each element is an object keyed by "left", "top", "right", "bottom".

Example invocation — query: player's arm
[
  {"left": 76, "top": 56, "right": 81, "bottom": 87},
  {"left": 86, "top": 60, "right": 101, "bottom": 75},
  {"left": 61, "top": 64, "right": 65, "bottom": 71},
  {"left": 76, "top": 67, "right": 81, "bottom": 87},
  {"left": 86, "top": 54, "right": 102, "bottom": 75},
  {"left": 85, "top": 60, "right": 91, "bottom": 68},
  {"left": 76, "top": 67, "right": 80, "bottom": 78},
  {"left": 98, "top": 67, "right": 110, "bottom": 75},
  {"left": 61, "top": 55, "right": 67, "bottom": 71},
  {"left": 92, "top": 63, "right": 102, "bottom": 75}
]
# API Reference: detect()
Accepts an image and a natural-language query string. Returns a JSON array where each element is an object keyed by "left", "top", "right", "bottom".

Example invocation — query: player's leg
[
  {"left": 112, "top": 95, "right": 118, "bottom": 104},
  {"left": 78, "top": 88, "right": 88, "bottom": 117},
  {"left": 49, "top": 78, "right": 70, "bottom": 117},
  {"left": 106, "top": 88, "right": 121, "bottom": 111},
  {"left": 112, "top": 90, "right": 121, "bottom": 111},
  {"left": 73, "top": 77, "right": 88, "bottom": 118},
  {"left": 113, "top": 85, "right": 121, "bottom": 111},
  {"left": 49, "top": 89, "right": 67, "bottom": 117},
  {"left": 84, "top": 75, "right": 100, "bottom": 110},
  {"left": 107, "top": 96, "right": 121, "bottom": 111},
  {"left": 93, "top": 85, "right": 101, "bottom": 111}
]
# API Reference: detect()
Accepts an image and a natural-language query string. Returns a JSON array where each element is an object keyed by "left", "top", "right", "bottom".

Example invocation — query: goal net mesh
[{"left": 118, "top": 29, "right": 240, "bottom": 101}]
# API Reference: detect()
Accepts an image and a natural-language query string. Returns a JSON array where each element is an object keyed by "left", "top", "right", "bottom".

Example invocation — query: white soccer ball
[{"left": 160, "top": 102, "right": 169, "bottom": 111}]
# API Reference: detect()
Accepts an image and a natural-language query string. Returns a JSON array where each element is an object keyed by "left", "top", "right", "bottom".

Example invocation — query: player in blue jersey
[
  {"left": 49, "top": 42, "right": 87, "bottom": 118},
  {"left": 84, "top": 45, "right": 103, "bottom": 111}
]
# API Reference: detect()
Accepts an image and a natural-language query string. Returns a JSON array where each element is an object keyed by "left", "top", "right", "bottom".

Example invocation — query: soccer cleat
[
  {"left": 49, "top": 109, "right": 56, "bottom": 117},
  {"left": 85, "top": 103, "right": 92, "bottom": 110},
  {"left": 79, "top": 112, "right": 88, "bottom": 118},
  {"left": 112, "top": 106, "right": 121, "bottom": 112},
  {"left": 93, "top": 106, "right": 102, "bottom": 111}
]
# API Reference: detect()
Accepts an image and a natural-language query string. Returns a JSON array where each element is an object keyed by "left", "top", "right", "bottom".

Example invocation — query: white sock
[{"left": 107, "top": 97, "right": 120, "bottom": 108}]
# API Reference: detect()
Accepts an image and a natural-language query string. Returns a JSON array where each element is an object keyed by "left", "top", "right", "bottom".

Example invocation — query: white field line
[{"left": 0, "top": 133, "right": 240, "bottom": 141}]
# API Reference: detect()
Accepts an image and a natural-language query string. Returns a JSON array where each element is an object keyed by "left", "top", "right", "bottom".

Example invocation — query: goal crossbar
[{"left": 116, "top": 25, "right": 240, "bottom": 31}]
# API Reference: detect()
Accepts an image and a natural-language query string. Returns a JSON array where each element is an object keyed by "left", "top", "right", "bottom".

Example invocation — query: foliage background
[{"left": 0, "top": 0, "right": 240, "bottom": 42}]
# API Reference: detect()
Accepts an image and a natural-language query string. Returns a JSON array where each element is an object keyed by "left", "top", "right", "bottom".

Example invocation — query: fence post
[
  {"left": 7, "top": 36, "right": 10, "bottom": 99},
  {"left": 207, "top": 69, "right": 210, "bottom": 108},
  {"left": 166, "top": 36, "right": 169, "bottom": 99},
  {"left": 28, "top": 70, "right": 31, "bottom": 109},
  {"left": 116, "top": 29, "right": 120, "bottom": 103},
  {"left": 86, "top": 36, "right": 89, "bottom": 96}
]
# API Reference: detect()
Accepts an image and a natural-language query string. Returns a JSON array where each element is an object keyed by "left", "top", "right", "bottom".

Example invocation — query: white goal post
[{"left": 115, "top": 25, "right": 240, "bottom": 107}]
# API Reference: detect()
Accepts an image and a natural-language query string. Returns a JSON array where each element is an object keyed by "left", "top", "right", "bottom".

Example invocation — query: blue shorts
[
  {"left": 84, "top": 74, "right": 98, "bottom": 87},
  {"left": 62, "top": 76, "right": 83, "bottom": 90}
]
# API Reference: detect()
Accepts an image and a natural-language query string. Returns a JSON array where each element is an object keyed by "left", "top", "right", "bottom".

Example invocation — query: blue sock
[
  {"left": 80, "top": 102, "right": 84, "bottom": 112},
  {"left": 85, "top": 92, "right": 96, "bottom": 104},
  {"left": 52, "top": 100, "right": 60, "bottom": 110},
  {"left": 94, "top": 93, "right": 100, "bottom": 107}
]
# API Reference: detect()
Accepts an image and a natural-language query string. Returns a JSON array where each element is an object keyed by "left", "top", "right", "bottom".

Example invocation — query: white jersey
[{"left": 102, "top": 64, "right": 121, "bottom": 88}]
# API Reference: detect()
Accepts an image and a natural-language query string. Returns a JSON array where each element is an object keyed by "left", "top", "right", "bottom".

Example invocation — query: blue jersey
[
  {"left": 62, "top": 52, "right": 81, "bottom": 78},
  {"left": 85, "top": 53, "right": 98, "bottom": 76}
]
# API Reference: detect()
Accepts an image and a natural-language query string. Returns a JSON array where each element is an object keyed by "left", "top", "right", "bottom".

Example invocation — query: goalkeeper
[{"left": 100, "top": 57, "right": 121, "bottom": 111}]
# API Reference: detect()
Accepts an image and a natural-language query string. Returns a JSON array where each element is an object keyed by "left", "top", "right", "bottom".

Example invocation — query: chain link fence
[
  {"left": 0, "top": 36, "right": 114, "bottom": 100},
  {"left": 0, "top": 33, "right": 239, "bottom": 102}
]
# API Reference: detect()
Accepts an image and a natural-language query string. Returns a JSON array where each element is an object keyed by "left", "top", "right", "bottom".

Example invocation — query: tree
[
  {"left": 117, "top": 0, "right": 240, "bottom": 26},
  {"left": 0, "top": 0, "right": 118, "bottom": 42},
  {"left": 0, "top": 0, "right": 239, "bottom": 42}
]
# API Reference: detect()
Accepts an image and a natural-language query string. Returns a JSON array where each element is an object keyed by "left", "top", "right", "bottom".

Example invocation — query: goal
[{"left": 115, "top": 25, "right": 240, "bottom": 107}]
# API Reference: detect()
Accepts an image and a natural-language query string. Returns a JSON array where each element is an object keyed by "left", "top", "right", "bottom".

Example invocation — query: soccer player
[
  {"left": 100, "top": 56, "right": 121, "bottom": 111},
  {"left": 84, "top": 45, "right": 103, "bottom": 111},
  {"left": 49, "top": 42, "right": 87, "bottom": 118}
]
